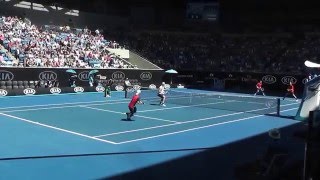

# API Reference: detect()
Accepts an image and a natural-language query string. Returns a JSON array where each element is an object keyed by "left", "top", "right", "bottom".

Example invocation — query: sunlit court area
[{"left": 0, "top": 0, "right": 320, "bottom": 179}]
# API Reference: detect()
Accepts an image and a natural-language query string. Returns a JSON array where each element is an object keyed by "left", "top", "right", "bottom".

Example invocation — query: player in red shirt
[
  {"left": 283, "top": 81, "right": 298, "bottom": 101},
  {"left": 126, "top": 90, "right": 143, "bottom": 120},
  {"left": 254, "top": 80, "right": 265, "bottom": 96}
]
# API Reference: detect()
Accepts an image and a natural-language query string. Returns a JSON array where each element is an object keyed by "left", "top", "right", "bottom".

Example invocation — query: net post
[{"left": 277, "top": 98, "right": 281, "bottom": 116}]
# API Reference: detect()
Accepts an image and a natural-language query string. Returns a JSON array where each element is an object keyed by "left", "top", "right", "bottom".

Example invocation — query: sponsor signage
[
  {"left": 78, "top": 71, "right": 89, "bottom": 81},
  {"left": 50, "top": 87, "right": 62, "bottom": 94},
  {"left": 126, "top": 87, "right": 135, "bottom": 92},
  {"left": 140, "top": 72, "right": 152, "bottom": 80},
  {"left": 115, "top": 85, "right": 124, "bottom": 91},
  {"left": 39, "top": 71, "right": 58, "bottom": 81},
  {"left": 0, "top": 89, "right": 8, "bottom": 96},
  {"left": 74, "top": 86, "right": 84, "bottom": 93},
  {"left": 262, "top": 75, "right": 277, "bottom": 84},
  {"left": 0, "top": 70, "right": 14, "bottom": 81},
  {"left": 112, "top": 71, "right": 125, "bottom": 80},
  {"left": 95, "top": 86, "right": 105, "bottom": 92},
  {"left": 133, "top": 85, "right": 141, "bottom": 90},
  {"left": 265, "top": 100, "right": 276, "bottom": 108},
  {"left": 23, "top": 88, "right": 36, "bottom": 95},
  {"left": 149, "top": 84, "right": 157, "bottom": 90},
  {"left": 281, "top": 76, "right": 297, "bottom": 85},
  {"left": 302, "top": 78, "right": 308, "bottom": 84}
]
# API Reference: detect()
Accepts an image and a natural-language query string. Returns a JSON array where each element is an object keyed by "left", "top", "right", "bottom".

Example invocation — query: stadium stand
[
  {"left": 111, "top": 31, "right": 320, "bottom": 74},
  {"left": 0, "top": 16, "right": 134, "bottom": 69}
]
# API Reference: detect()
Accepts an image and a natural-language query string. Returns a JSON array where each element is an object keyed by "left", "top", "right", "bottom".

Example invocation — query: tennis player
[
  {"left": 254, "top": 80, "right": 265, "bottom": 96},
  {"left": 283, "top": 81, "right": 298, "bottom": 101},
  {"left": 158, "top": 82, "right": 166, "bottom": 106},
  {"left": 124, "top": 78, "right": 133, "bottom": 98},
  {"left": 126, "top": 90, "right": 143, "bottom": 120},
  {"left": 104, "top": 79, "right": 112, "bottom": 97},
  {"left": 104, "top": 85, "right": 111, "bottom": 97}
]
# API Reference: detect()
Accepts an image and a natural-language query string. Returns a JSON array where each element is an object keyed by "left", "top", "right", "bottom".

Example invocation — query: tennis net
[{"left": 127, "top": 89, "right": 280, "bottom": 116}]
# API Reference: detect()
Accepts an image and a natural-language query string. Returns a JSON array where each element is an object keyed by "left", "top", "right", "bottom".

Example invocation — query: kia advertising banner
[
  {"left": 0, "top": 68, "right": 164, "bottom": 96},
  {"left": 175, "top": 70, "right": 308, "bottom": 97},
  {"left": 0, "top": 68, "right": 309, "bottom": 97},
  {"left": 0, "top": 68, "right": 164, "bottom": 87}
]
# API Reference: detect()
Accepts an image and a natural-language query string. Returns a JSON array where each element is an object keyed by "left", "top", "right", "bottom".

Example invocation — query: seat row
[{"left": 0, "top": 80, "right": 59, "bottom": 89}]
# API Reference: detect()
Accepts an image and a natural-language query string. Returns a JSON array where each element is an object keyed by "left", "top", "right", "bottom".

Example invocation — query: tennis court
[{"left": 0, "top": 89, "right": 301, "bottom": 179}]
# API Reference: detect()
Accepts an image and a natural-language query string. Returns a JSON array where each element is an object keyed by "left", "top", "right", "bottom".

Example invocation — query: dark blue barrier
[
  {"left": 0, "top": 68, "right": 164, "bottom": 87},
  {"left": 0, "top": 67, "right": 164, "bottom": 95},
  {"left": 0, "top": 86, "right": 102, "bottom": 96},
  {"left": 173, "top": 71, "right": 308, "bottom": 97}
]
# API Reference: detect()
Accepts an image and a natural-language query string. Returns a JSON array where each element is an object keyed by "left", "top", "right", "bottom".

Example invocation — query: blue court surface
[{"left": 0, "top": 89, "right": 302, "bottom": 179}]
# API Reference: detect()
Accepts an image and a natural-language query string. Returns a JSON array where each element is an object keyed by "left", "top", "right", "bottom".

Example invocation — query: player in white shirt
[{"left": 158, "top": 82, "right": 166, "bottom": 106}]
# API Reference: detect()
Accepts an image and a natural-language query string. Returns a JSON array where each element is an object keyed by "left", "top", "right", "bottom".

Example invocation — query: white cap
[
  {"left": 162, "top": 82, "right": 165, "bottom": 85},
  {"left": 136, "top": 90, "right": 141, "bottom": 94}
]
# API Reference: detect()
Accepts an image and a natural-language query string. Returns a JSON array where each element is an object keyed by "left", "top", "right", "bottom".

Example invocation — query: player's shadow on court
[
  {"left": 150, "top": 103, "right": 160, "bottom": 106},
  {"left": 121, "top": 118, "right": 135, "bottom": 121},
  {"left": 265, "top": 114, "right": 295, "bottom": 119}
]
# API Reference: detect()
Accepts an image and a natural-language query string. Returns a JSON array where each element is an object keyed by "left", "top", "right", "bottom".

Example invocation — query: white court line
[
  {"left": 94, "top": 103, "right": 298, "bottom": 137},
  {"left": 140, "top": 101, "right": 298, "bottom": 113},
  {"left": 247, "top": 102, "right": 264, "bottom": 104},
  {"left": 0, "top": 91, "right": 125, "bottom": 99},
  {"left": 81, "top": 106, "right": 178, "bottom": 123},
  {"left": 246, "top": 102, "right": 298, "bottom": 113},
  {"left": 114, "top": 107, "right": 298, "bottom": 144},
  {"left": 0, "top": 113, "right": 117, "bottom": 144},
  {"left": 169, "top": 90, "right": 278, "bottom": 100},
  {"left": 0, "top": 93, "right": 210, "bottom": 111},
  {"left": 0, "top": 99, "right": 129, "bottom": 110},
  {"left": 0, "top": 97, "right": 230, "bottom": 113},
  {"left": 139, "top": 100, "right": 233, "bottom": 113},
  {"left": 94, "top": 111, "right": 244, "bottom": 137},
  {"left": 0, "top": 92, "right": 283, "bottom": 111},
  {"left": 0, "top": 91, "right": 102, "bottom": 98},
  {"left": 0, "top": 101, "right": 129, "bottom": 113}
]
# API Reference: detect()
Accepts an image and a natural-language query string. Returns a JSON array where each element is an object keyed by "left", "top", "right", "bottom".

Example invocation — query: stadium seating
[
  {"left": 0, "top": 16, "right": 133, "bottom": 69},
  {"left": 0, "top": 80, "right": 58, "bottom": 89}
]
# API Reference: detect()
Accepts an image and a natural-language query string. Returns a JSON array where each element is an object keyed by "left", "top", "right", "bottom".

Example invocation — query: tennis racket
[
  {"left": 164, "top": 84, "right": 171, "bottom": 95},
  {"left": 138, "top": 101, "right": 144, "bottom": 105},
  {"left": 261, "top": 88, "right": 264, "bottom": 91},
  {"left": 164, "top": 89, "right": 170, "bottom": 95}
]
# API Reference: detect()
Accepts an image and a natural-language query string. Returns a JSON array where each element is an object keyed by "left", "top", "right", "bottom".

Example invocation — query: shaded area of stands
[{"left": 110, "top": 31, "right": 320, "bottom": 75}]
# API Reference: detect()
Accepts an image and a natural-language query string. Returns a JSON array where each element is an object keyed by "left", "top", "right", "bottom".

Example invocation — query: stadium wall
[
  {"left": 0, "top": 68, "right": 164, "bottom": 96},
  {"left": 0, "top": 68, "right": 308, "bottom": 97}
]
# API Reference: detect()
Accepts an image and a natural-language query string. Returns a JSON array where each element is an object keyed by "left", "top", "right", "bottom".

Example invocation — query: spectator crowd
[
  {"left": 112, "top": 31, "right": 320, "bottom": 75},
  {"left": 0, "top": 16, "right": 133, "bottom": 69},
  {"left": 1, "top": 15, "right": 320, "bottom": 75}
]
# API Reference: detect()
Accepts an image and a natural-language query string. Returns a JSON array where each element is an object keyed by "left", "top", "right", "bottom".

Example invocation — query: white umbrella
[
  {"left": 165, "top": 69, "right": 178, "bottom": 84},
  {"left": 165, "top": 69, "right": 178, "bottom": 74}
]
